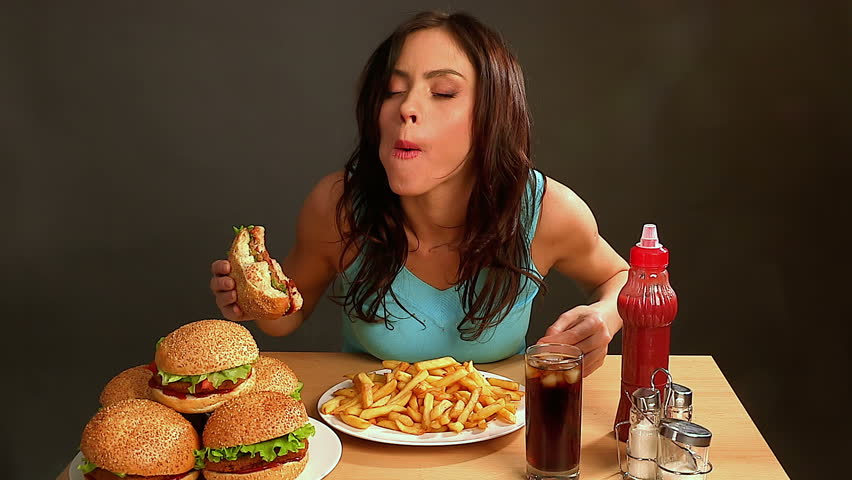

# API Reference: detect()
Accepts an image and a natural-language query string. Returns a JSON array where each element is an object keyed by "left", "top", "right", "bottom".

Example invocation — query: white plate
[
  {"left": 317, "top": 369, "right": 525, "bottom": 446},
  {"left": 68, "top": 417, "right": 341, "bottom": 480}
]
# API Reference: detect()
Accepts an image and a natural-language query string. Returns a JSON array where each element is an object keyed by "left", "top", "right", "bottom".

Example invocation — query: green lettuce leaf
[
  {"left": 156, "top": 359, "right": 257, "bottom": 394},
  {"left": 77, "top": 459, "right": 98, "bottom": 474},
  {"left": 194, "top": 423, "right": 315, "bottom": 468},
  {"left": 232, "top": 225, "right": 255, "bottom": 234},
  {"left": 290, "top": 381, "right": 304, "bottom": 401},
  {"left": 77, "top": 458, "right": 126, "bottom": 478}
]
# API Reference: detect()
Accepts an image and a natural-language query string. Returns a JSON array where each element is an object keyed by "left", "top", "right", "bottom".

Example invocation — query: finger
[
  {"left": 218, "top": 298, "right": 245, "bottom": 322},
  {"left": 538, "top": 331, "right": 581, "bottom": 346},
  {"left": 543, "top": 311, "right": 586, "bottom": 337},
  {"left": 572, "top": 328, "right": 611, "bottom": 356},
  {"left": 210, "top": 275, "right": 235, "bottom": 293},
  {"left": 215, "top": 290, "right": 238, "bottom": 310},
  {"left": 582, "top": 352, "right": 605, "bottom": 377},
  {"left": 211, "top": 260, "right": 231, "bottom": 275},
  {"left": 540, "top": 329, "right": 611, "bottom": 365},
  {"left": 538, "top": 321, "right": 598, "bottom": 347},
  {"left": 585, "top": 347, "right": 606, "bottom": 373},
  {"left": 229, "top": 304, "right": 246, "bottom": 321},
  {"left": 550, "top": 313, "right": 606, "bottom": 344}
]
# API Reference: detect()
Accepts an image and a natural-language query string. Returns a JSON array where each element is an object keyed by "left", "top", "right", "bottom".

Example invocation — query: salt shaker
[
  {"left": 626, "top": 387, "right": 660, "bottom": 480},
  {"left": 664, "top": 383, "right": 693, "bottom": 421},
  {"left": 657, "top": 419, "right": 713, "bottom": 479}
]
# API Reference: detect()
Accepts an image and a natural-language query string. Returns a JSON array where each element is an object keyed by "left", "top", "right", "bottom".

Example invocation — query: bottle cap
[
  {"left": 639, "top": 224, "right": 660, "bottom": 248},
  {"left": 667, "top": 383, "right": 693, "bottom": 408},
  {"left": 629, "top": 223, "right": 670, "bottom": 268},
  {"left": 660, "top": 419, "right": 712, "bottom": 447},
  {"left": 632, "top": 387, "right": 660, "bottom": 413}
]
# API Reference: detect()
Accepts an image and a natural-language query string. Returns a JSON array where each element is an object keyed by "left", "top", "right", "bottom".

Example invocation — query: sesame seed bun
[
  {"left": 150, "top": 372, "right": 257, "bottom": 414},
  {"left": 155, "top": 319, "right": 259, "bottom": 375},
  {"left": 251, "top": 356, "right": 300, "bottom": 396},
  {"left": 80, "top": 399, "right": 200, "bottom": 476},
  {"left": 99, "top": 365, "right": 153, "bottom": 407},
  {"left": 202, "top": 454, "right": 308, "bottom": 480},
  {"left": 203, "top": 391, "right": 309, "bottom": 449}
]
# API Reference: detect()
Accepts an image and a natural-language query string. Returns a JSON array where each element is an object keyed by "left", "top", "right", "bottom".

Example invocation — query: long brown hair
[{"left": 334, "top": 11, "right": 545, "bottom": 341}]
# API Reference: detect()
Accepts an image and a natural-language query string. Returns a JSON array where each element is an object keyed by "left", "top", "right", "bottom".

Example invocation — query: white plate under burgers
[
  {"left": 317, "top": 369, "right": 525, "bottom": 446},
  {"left": 68, "top": 416, "right": 341, "bottom": 480}
]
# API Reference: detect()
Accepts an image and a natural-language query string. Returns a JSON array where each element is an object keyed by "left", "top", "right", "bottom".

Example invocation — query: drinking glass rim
[{"left": 525, "top": 343, "right": 584, "bottom": 360}]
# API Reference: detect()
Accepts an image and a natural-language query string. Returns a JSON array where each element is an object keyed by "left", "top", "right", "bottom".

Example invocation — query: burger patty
[
  {"left": 204, "top": 440, "right": 308, "bottom": 474},
  {"left": 148, "top": 372, "right": 249, "bottom": 395},
  {"left": 85, "top": 468, "right": 191, "bottom": 480}
]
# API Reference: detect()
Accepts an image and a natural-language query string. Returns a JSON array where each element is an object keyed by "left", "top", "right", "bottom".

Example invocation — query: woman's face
[{"left": 378, "top": 28, "right": 477, "bottom": 197}]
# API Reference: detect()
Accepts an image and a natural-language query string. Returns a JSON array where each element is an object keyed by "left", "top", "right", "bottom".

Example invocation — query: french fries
[
  {"left": 354, "top": 372, "right": 374, "bottom": 407},
  {"left": 320, "top": 356, "right": 524, "bottom": 436}
]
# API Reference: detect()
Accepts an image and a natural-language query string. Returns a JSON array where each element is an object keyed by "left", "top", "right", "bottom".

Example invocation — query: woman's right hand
[{"left": 210, "top": 260, "right": 251, "bottom": 322}]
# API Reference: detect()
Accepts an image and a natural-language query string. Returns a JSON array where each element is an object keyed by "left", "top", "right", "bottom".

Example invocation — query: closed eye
[{"left": 433, "top": 92, "right": 457, "bottom": 98}]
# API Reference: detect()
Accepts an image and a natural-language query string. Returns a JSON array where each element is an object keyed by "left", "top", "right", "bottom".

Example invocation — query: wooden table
[{"left": 58, "top": 354, "right": 789, "bottom": 480}]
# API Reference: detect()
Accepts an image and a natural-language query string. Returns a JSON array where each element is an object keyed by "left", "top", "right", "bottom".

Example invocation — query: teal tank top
[{"left": 336, "top": 170, "right": 545, "bottom": 363}]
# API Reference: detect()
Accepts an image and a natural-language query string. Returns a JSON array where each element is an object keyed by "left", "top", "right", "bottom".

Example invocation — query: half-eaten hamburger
[
  {"left": 196, "top": 391, "right": 315, "bottom": 480},
  {"left": 149, "top": 319, "right": 259, "bottom": 414},
  {"left": 228, "top": 225, "right": 303, "bottom": 321},
  {"left": 78, "top": 398, "right": 200, "bottom": 480}
]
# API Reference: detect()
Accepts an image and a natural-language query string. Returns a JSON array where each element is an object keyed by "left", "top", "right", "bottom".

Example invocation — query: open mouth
[
  {"left": 393, "top": 140, "right": 422, "bottom": 159},
  {"left": 393, "top": 148, "right": 421, "bottom": 159}
]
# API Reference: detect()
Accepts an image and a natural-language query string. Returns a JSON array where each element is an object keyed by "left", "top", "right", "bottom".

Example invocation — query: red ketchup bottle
[{"left": 614, "top": 224, "right": 678, "bottom": 441}]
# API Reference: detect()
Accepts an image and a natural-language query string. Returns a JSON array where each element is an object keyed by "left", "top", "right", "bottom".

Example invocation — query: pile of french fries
[{"left": 320, "top": 356, "right": 524, "bottom": 435}]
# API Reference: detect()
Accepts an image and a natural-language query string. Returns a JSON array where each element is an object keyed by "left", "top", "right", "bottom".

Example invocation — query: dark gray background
[{"left": 2, "top": 2, "right": 848, "bottom": 479}]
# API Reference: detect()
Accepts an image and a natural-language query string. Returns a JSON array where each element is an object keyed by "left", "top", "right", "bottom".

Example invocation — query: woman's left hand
[{"left": 537, "top": 304, "right": 614, "bottom": 377}]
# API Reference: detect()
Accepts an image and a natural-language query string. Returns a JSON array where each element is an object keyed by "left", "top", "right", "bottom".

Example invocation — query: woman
[{"left": 210, "top": 11, "right": 628, "bottom": 376}]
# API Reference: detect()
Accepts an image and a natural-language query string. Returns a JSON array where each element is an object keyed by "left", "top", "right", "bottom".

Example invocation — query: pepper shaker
[{"left": 664, "top": 383, "right": 693, "bottom": 421}]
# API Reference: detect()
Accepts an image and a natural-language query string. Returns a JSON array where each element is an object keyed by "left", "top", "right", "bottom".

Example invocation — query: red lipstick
[
  {"left": 394, "top": 140, "right": 421, "bottom": 150},
  {"left": 393, "top": 139, "right": 422, "bottom": 159}
]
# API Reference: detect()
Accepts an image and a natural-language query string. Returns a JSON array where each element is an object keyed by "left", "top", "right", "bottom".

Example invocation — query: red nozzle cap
[{"left": 629, "top": 223, "right": 669, "bottom": 268}]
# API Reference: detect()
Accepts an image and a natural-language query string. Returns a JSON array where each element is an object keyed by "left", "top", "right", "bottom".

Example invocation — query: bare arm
[
  {"left": 211, "top": 171, "right": 345, "bottom": 336},
  {"left": 532, "top": 176, "right": 629, "bottom": 375}
]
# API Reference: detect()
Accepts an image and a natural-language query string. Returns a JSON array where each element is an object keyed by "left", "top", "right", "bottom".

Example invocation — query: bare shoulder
[
  {"left": 299, "top": 170, "right": 345, "bottom": 232},
  {"left": 293, "top": 170, "right": 346, "bottom": 262},
  {"left": 532, "top": 176, "right": 600, "bottom": 270},
  {"left": 303, "top": 170, "right": 345, "bottom": 218}
]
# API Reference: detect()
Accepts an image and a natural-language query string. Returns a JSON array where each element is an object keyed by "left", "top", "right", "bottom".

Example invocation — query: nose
[{"left": 399, "top": 94, "right": 419, "bottom": 124}]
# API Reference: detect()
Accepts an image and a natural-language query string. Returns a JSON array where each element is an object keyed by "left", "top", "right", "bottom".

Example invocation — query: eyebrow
[{"left": 392, "top": 68, "right": 466, "bottom": 80}]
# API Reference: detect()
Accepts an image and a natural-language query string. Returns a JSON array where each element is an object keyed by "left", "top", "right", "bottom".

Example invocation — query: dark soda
[{"left": 525, "top": 350, "right": 583, "bottom": 479}]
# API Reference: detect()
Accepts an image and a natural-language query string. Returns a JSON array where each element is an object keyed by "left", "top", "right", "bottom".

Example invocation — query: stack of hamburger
[
  {"left": 78, "top": 226, "right": 311, "bottom": 479},
  {"left": 79, "top": 319, "right": 313, "bottom": 480}
]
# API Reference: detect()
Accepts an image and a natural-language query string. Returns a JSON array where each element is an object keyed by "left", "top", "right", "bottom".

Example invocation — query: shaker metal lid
[
  {"left": 632, "top": 387, "right": 660, "bottom": 412},
  {"left": 668, "top": 383, "right": 693, "bottom": 408},
  {"left": 659, "top": 419, "right": 712, "bottom": 447}
]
